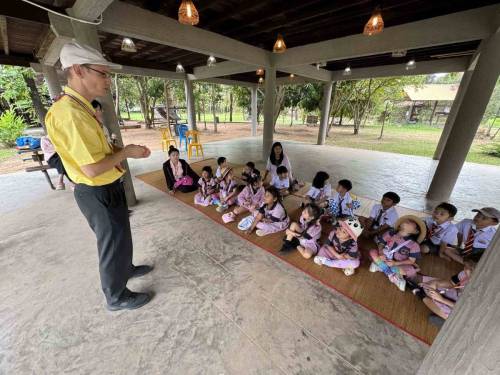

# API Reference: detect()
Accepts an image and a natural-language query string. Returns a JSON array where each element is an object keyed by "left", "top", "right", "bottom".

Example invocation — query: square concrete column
[
  {"left": 426, "top": 31, "right": 500, "bottom": 202},
  {"left": 184, "top": 78, "right": 197, "bottom": 130},
  {"left": 251, "top": 86, "right": 258, "bottom": 136},
  {"left": 262, "top": 66, "right": 276, "bottom": 161},
  {"left": 69, "top": 21, "right": 137, "bottom": 206},
  {"left": 433, "top": 69, "right": 473, "bottom": 160},
  {"left": 41, "top": 65, "right": 63, "bottom": 101},
  {"left": 417, "top": 230, "right": 500, "bottom": 374},
  {"left": 317, "top": 81, "right": 334, "bottom": 145}
]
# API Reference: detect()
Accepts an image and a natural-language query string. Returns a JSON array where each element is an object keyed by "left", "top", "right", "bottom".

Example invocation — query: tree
[
  {"left": 210, "top": 83, "right": 223, "bottom": 133},
  {"left": 133, "top": 76, "right": 164, "bottom": 128},
  {"left": 283, "top": 85, "right": 302, "bottom": 126}
]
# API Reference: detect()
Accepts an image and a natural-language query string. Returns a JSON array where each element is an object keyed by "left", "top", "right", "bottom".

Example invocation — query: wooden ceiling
[{"left": 0, "top": 0, "right": 496, "bottom": 79}]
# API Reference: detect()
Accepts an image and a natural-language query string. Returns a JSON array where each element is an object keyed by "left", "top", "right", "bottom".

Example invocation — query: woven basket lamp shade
[
  {"left": 363, "top": 7, "right": 384, "bottom": 36},
  {"left": 273, "top": 34, "right": 287, "bottom": 53},
  {"left": 178, "top": 0, "right": 199, "bottom": 25}
]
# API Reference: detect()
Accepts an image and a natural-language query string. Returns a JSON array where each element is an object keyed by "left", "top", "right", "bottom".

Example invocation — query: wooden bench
[{"left": 17, "top": 147, "right": 56, "bottom": 190}]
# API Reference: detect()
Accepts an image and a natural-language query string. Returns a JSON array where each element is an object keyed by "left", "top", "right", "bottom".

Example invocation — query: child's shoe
[
  {"left": 56, "top": 182, "right": 65, "bottom": 190},
  {"left": 313, "top": 256, "right": 328, "bottom": 266},
  {"left": 222, "top": 212, "right": 236, "bottom": 223},
  {"left": 255, "top": 229, "right": 266, "bottom": 237},
  {"left": 369, "top": 262, "right": 381, "bottom": 273},
  {"left": 389, "top": 273, "right": 406, "bottom": 291},
  {"left": 343, "top": 268, "right": 355, "bottom": 276}
]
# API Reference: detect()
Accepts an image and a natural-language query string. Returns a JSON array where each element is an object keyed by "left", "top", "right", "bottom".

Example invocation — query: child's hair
[
  {"left": 201, "top": 165, "right": 213, "bottom": 177},
  {"left": 276, "top": 165, "right": 288, "bottom": 175},
  {"left": 246, "top": 161, "right": 255, "bottom": 169},
  {"left": 436, "top": 202, "right": 457, "bottom": 217},
  {"left": 338, "top": 179, "right": 352, "bottom": 191},
  {"left": 303, "top": 203, "right": 322, "bottom": 227},
  {"left": 383, "top": 191, "right": 401, "bottom": 204},
  {"left": 168, "top": 145, "right": 179, "bottom": 155},
  {"left": 463, "top": 259, "right": 477, "bottom": 271},
  {"left": 312, "top": 171, "right": 330, "bottom": 189},
  {"left": 247, "top": 171, "right": 262, "bottom": 185},
  {"left": 398, "top": 218, "right": 421, "bottom": 241},
  {"left": 217, "top": 156, "right": 226, "bottom": 166},
  {"left": 265, "top": 186, "right": 281, "bottom": 202}
]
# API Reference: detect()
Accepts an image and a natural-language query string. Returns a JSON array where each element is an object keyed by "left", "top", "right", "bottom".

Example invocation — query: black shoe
[
  {"left": 128, "top": 209, "right": 133, "bottom": 216},
  {"left": 107, "top": 291, "right": 153, "bottom": 311},
  {"left": 130, "top": 265, "right": 154, "bottom": 279},
  {"left": 428, "top": 314, "right": 445, "bottom": 328},
  {"left": 279, "top": 240, "right": 294, "bottom": 254}
]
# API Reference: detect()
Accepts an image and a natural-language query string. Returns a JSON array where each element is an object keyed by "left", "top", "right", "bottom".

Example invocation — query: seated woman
[
  {"left": 263, "top": 142, "right": 302, "bottom": 191},
  {"left": 162, "top": 145, "right": 199, "bottom": 194}
]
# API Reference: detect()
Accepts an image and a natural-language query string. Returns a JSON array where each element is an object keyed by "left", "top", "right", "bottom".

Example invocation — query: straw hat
[
  {"left": 394, "top": 215, "right": 427, "bottom": 243},
  {"left": 340, "top": 217, "right": 364, "bottom": 240},
  {"left": 220, "top": 167, "right": 233, "bottom": 180}
]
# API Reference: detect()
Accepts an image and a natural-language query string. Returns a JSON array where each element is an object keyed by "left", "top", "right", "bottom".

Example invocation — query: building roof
[{"left": 404, "top": 84, "right": 459, "bottom": 101}]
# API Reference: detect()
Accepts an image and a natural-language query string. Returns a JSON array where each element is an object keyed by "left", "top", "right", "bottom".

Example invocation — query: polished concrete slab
[{"left": 2, "top": 138, "right": 498, "bottom": 374}]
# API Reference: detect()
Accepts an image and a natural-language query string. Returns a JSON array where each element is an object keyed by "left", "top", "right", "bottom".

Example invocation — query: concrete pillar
[
  {"left": 426, "top": 31, "right": 500, "bottom": 202},
  {"left": 251, "top": 86, "right": 258, "bottom": 136},
  {"left": 433, "top": 70, "right": 473, "bottom": 160},
  {"left": 70, "top": 21, "right": 137, "bottom": 206},
  {"left": 417, "top": 230, "right": 500, "bottom": 374},
  {"left": 184, "top": 78, "right": 197, "bottom": 130},
  {"left": 317, "top": 81, "right": 334, "bottom": 145},
  {"left": 42, "top": 65, "right": 63, "bottom": 100},
  {"left": 262, "top": 66, "right": 276, "bottom": 161}
]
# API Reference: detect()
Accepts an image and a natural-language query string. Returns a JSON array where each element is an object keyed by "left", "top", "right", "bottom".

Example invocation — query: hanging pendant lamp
[
  {"left": 178, "top": 0, "right": 199, "bottom": 26},
  {"left": 363, "top": 6, "right": 384, "bottom": 36},
  {"left": 273, "top": 34, "right": 287, "bottom": 53}
]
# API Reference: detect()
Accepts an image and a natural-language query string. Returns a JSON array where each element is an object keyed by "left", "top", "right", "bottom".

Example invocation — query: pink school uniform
[
  {"left": 219, "top": 179, "right": 238, "bottom": 206},
  {"left": 194, "top": 177, "right": 218, "bottom": 206},
  {"left": 237, "top": 185, "right": 265, "bottom": 211},
  {"left": 317, "top": 231, "right": 360, "bottom": 269},
  {"left": 255, "top": 201, "right": 290, "bottom": 235},
  {"left": 298, "top": 215, "right": 322, "bottom": 253},
  {"left": 425, "top": 271, "right": 470, "bottom": 318},
  {"left": 374, "top": 229, "right": 421, "bottom": 277}
]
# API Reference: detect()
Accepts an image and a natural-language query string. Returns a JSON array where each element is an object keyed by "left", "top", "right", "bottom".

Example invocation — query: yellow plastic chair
[
  {"left": 186, "top": 130, "right": 204, "bottom": 159},
  {"left": 160, "top": 127, "right": 177, "bottom": 152}
]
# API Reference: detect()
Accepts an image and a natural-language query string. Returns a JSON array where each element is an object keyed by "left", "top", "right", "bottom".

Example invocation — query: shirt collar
[{"left": 63, "top": 86, "right": 96, "bottom": 114}]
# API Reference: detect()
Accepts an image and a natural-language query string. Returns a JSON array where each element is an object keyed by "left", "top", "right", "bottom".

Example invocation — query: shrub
[
  {"left": 482, "top": 142, "right": 500, "bottom": 157},
  {"left": 0, "top": 109, "right": 27, "bottom": 147}
]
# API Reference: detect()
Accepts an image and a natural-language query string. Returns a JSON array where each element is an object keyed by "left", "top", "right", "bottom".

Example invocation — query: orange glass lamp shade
[
  {"left": 178, "top": 0, "right": 199, "bottom": 26},
  {"left": 363, "top": 7, "right": 384, "bottom": 36},
  {"left": 273, "top": 34, "right": 287, "bottom": 53},
  {"left": 256, "top": 68, "right": 265, "bottom": 76}
]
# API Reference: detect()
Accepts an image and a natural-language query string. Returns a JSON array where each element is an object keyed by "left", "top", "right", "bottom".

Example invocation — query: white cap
[{"left": 60, "top": 40, "right": 122, "bottom": 70}]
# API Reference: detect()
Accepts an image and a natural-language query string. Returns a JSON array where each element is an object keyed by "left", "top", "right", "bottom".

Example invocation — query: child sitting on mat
[
  {"left": 369, "top": 215, "right": 426, "bottom": 292},
  {"left": 215, "top": 156, "right": 228, "bottom": 182},
  {"left": 359, "top": 191, "right": 400, "bottom": 239},
  {"left": 420, "top": 202, "right": 458, "bottom": 257},
  {"left": 303, "top": 171, "right": 332, "bottom": 208},
  {"left": 222, "top": 172, "right": 265, "bottom": 223},
  {"left": 280, "top": 203, "right": 322, "bottom": 258},
  {"left": 271, "top": 165, "right": 290, "bottom": 197},
  {"left": 314, "top": 218, "right": 363, "bottom": 276},
  {"left": 238, "top": 161, "right": 257, "bottom": 183},
  {"left": 328, "top": 179, "right": 354, "bottom": 220},
  {"left": 216, "top": 167, "right": 239, "bottom": 213},
  {"left": 441, "top": 207, "right": 499, "bottom": 264},
  {"left": 411, "top": 259, "right": 476, "bottom": 325},
  {"left": 245, "top": 186, "right": 290, "bottom": 237},
  {"left": 194, "top": 166, "right": 219, "bottom": 206}
]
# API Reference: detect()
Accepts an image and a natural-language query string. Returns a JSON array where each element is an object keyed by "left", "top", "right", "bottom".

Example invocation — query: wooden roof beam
[
  {"left": 274, "top": 4, "right": 500, "bottom": 68},
  {"left": 0, "top": 16, "right": 8, "bottom": 55}
]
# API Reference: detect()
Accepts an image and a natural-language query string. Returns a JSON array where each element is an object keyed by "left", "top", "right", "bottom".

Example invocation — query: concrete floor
[{"left": 1, "top": 138, "right": 499, "bottom": 374}]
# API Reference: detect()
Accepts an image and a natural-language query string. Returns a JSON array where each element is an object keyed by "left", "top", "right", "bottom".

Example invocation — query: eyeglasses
[{"left": 84, "top": 65, "right": 112, "bottom": 79}]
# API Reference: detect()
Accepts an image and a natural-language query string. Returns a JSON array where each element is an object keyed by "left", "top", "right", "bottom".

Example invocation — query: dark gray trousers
[{"left": 74, "top": 179, "right": 133, "bottom": 304}]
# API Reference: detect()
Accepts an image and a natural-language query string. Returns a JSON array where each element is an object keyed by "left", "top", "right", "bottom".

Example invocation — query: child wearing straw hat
[
  {"left": 314, "top": 218, "right": 363, "bottom": 276},
  {"left": 368, "top": 215, "right": 427, "bottom": 292},
  {"left": 216, "top": 167, "right": 239, "bottom": 213}
]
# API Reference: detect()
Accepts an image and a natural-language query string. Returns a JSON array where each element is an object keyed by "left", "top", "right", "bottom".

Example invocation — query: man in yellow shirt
[{"left": 46, "top": 41, "right": 153, "bottom": 311}]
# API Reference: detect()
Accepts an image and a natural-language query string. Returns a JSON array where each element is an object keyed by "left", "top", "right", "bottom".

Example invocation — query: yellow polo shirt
[{"left": 45, "top": 87, "right": 123, "bottom": 186}]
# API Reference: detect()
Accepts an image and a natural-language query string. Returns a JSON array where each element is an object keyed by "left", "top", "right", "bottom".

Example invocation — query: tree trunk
[
  {"left": 114, "top": 74, "right": 120, "bottom": 119},
  {"left": 23, "top": 74, "right": 47, "bottom": 133},
  {"left": 164, "top": 80, "right": 171, "bottom": 126},
  {"left": 125, "top": 101, "right": 131, "bottom": 120},
  {"left": 202, "top": 100, "right": 207, "bottom": 129},
  {"left": 290, "top": 107, "right": 294, "bottom": 126},
  {"left": 229, "top": 91, "right": 233, "bottom": 122},
  {"left": 379, "top": 102, "right": 389, "bottom": 139}
]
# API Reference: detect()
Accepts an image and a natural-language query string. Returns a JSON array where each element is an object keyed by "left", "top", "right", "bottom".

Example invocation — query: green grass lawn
[
  {"left": 0, "top": 148, "right": 15, "bottom": 161},
  {"left": 326, "top": 123, "right": 500, "bottom": 166}
]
